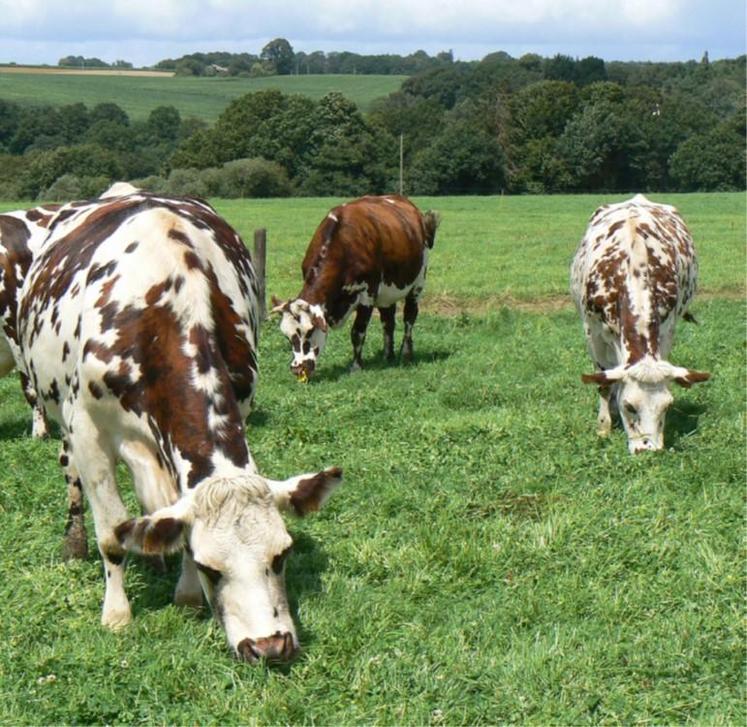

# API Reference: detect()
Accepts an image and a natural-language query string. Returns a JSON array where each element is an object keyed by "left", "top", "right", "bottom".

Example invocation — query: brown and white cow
[
  {"left": 272, "top": 195, "right": 439, "bottom": 380},
  {"left": 570, "top": 194, "right": 710, "bottom": 454},
  {"left": 18, "top": 191, "right": 342, "bottom": 662},
  {"left": 0, "top": 203, "right": 62, "bottom": 437},
  {"left": 0, "top": 184, "right": 140, "bottom": 439}
]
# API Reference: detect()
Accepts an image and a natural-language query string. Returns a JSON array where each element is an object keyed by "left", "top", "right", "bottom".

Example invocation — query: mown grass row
[{"left": 0, "top": 193, "right": 743, "bottom": 724}]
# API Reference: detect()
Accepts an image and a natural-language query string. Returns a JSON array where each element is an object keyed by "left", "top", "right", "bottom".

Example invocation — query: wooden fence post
[{"left": 253, "top": 228, "right": 267, "bottom": 321}]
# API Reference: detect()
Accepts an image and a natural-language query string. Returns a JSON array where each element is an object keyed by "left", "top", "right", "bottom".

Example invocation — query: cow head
[
  {"left": 271, "top": 296, "right": 328, "bottom": 382},
  {"left": 115, "top": 466, "right": 342, "bottom": 663},
  {"left": 582, "top": 359, "right": 710, "bottom": 454}
]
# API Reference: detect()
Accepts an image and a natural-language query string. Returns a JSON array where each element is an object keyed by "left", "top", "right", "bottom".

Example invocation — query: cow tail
[{"left": 422, "top": 210, "right": 440, "bottom": 249}]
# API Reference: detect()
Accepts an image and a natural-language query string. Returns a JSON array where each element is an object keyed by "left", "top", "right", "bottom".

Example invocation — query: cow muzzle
[
  {"left": 291, "top": 360, "right": 315, "bottom": 383},
  {"left": 237, "top": 631, "right": 298, "bottom": 664},
  {"left": 629, "top": 436, "right": 662, "bottom": 454}
]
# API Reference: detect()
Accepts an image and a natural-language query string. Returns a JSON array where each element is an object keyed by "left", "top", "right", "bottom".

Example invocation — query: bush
[
  {"left": 164, "top": 168, "right": 210, "bottom": 197},
  {"left": 217, "top": 158, "right": 291, "bottom": 197},
  {"left": 40, "top": 174, "right": 113, "bottom": 201},
  {"left": 128, "top": 174, "right": 167, "bottom": 193}
]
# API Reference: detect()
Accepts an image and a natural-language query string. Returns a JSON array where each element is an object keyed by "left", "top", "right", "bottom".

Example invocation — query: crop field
[
  {"left": 0, "top": 193, "right": 744, "bottom": 724},
  {"left": 0, "top": 71, "right": 407, "bottom": 121}
]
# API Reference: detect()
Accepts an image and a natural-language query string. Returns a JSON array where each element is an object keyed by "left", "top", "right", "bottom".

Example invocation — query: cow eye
[
  {"left": 624, "top": 402, "right": 638, "bottom": 415},
  {"left": 195, "top": 561, "right": 222, "bottom": 585},
  {"left": 271, "top": 546, "right": 293, "bottom": 575}
]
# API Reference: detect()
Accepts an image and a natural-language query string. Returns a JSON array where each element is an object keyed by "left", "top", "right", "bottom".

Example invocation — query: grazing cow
[
  {"left": 570, "top": 194, "right": 710, "bottom": 454},
  {"left": 18, "top": 192, "right": 343, "bottom": 662},
  {"left": 0, "top": 184, "right": 140, "bottom": 439},
  {"left": 0, "top": 203, "right": 62, "bottom": 437},
  {"left": 272, "top": 195, "right": 439, "bottom": 380}
]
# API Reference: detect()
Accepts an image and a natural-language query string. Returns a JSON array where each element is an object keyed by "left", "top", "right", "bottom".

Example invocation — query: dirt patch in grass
[
  {"left": 422, "top": 287, "right": 746, "bottom": 316},
  {"left": 0, "top": 66, "right": 174, "bottom": 77}
]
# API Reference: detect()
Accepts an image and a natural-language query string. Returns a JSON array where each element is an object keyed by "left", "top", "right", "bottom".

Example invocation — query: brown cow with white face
[
  {"left": 272, "top": 195, "right": 439, "bottom": 380},
  {"left": 570, "top": 194, "right": 710, "bottom": 454},
  {"left": 18, "top": 191, "right": 343, "bottom": 663}
]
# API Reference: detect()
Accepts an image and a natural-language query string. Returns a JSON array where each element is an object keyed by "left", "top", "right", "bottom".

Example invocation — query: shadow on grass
[
  {"left": 313, "top": 347, "right": 453, "bottom": 384},
  {"left": 0, "top": 415, "right": 61, "bottom": 441},
  {"left": 665, "top": 399, "right": 708, "bottom": 449},
  {"left": 0, "top": 416, "right": 31, "bottom": 440}
]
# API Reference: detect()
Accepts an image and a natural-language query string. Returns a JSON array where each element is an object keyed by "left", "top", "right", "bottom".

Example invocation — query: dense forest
[{"left": 0, "top": 49, "right": 744, "bottom": 200}]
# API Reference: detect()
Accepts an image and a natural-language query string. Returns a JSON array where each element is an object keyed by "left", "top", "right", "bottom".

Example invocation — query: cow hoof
[
  {"left": 174, "top": 589, "right": 203, "bottom": 610},
  {"left": 62, "top": 530, "right": 89, "bottom": 561},
  {"left": 102, "top": 608, "right": 132, "bottom": 630},
  {"left": 349, "top": 361, "right": 362, "bottom": 374}
]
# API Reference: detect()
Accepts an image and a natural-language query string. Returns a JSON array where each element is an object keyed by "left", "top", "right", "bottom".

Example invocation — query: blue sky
[{"left": 0, "top": 0, "right": 743, "bottom": 67}]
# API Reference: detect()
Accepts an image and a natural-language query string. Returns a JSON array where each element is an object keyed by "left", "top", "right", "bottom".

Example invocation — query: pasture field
[
  {"left": 0, "top": 193, "right": 744, "bottom": 724},
  {"left": 0, "top": 71, "right": 407, "bottom": 121}
]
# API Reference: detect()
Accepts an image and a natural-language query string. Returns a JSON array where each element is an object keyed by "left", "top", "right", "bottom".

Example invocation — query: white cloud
[{"left": 0, "top": 0, "right": 740, "bottom": 65}]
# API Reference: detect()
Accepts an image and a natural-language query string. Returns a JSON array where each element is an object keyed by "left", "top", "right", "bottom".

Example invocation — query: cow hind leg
[
  {"left": 378, "top": 305, "right": 396, "bottom": 362},
  {"left": 401, "top": 292, "right": 420, "bottom": 362},
  {"left": 59, "top": 440, "right": 88, "bottom": 560},
  {"left": 19, "top": 371, "right": 49, "bottom": 439},
  {"left": 350, "top": 305, "right": 373, "bottom": 372}
]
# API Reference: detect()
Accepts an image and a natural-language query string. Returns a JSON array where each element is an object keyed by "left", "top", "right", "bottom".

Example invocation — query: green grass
[
  {"left": 0, "top": 194, "right": 744, "bottom": 724},
  {"left": 204, "top": 192, "right": 745, "bottom": 304},
  {"left": 0, "top": 72, "right": 406, "bottom": 121}
]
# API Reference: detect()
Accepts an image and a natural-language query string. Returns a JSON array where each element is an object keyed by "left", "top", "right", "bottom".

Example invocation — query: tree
[
  {"left": 261, "top": 38, "right": 295, "bottom": 75},
  {"left": 147, "top": 106, "right": 181, "bottom": 142},
  {"left": 409, "top": 119, "right": 507, "bottom": 194},
  {"left": 669, "top": 123, "right": 746, "bottom": 191}
]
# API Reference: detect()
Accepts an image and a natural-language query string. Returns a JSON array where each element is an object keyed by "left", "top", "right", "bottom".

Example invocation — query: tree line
[
  {"left": 153, "top": 39, "right": 452, "bottom": 77},
  {"left": 0, "top": 49, "right": 744, "bottom": 201}
]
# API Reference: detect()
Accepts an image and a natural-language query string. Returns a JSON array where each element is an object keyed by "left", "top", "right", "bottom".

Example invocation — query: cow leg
[
  {"left": 119, "top": 439, "right": 178, "bottom": 575},
  {"left": 378, "top": 305, "right": 396, "bottom": 362},
  {"left": 19, "top": 370, "right": 49, "bottom": 439},
  {"left": 350, "top": 305, "right": 373, "bottom": 372},
  {"left": 175, "top": 551, "right": 203, "bottom": 609},
  {"left": 400, "top": 291, "right": 420, "bottom": 362},
  {"left": 59, "top": 439, "right": 88, "bottom": 560},
  {"left": 67, "top": 408, "right": 132, "bottom": 629},
  {"left": 597, "top": 383, "right": 614, "bottom": 437}
]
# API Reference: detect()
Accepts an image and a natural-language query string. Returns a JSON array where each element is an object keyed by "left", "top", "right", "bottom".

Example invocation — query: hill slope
[{"left": 0, "top": 70, "right": 406, "bottom": 121}]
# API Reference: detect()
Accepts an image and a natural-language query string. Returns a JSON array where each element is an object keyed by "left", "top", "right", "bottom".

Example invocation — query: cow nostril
[{"left": 237, "top": 637, "right": 261, "bottom": 664}]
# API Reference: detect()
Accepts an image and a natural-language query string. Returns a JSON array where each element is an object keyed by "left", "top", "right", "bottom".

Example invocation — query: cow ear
[
  {"left": 270, "top": 295, "right": 288, "bottom": 315},
  {"left": 312, "top": 313, "right": 328, "bottom": 332},
  {"left": 265, "top": 467, "right": 343, "bottom": 517},
  {"left": 581, "top": 367, "right": 624, "bottom": 385},
  {"left": 114, "top": 499, "right": 194, "bottom": 555},
  {"left": 673, "top": 368, "right": 711, "bottom": 388}
]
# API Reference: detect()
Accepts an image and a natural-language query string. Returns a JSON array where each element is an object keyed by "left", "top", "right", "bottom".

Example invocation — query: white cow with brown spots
[
  {"left": 570, "top": 194, "right": 710, "bottom": 454},
  {"left": 18, "top": 191, "right": 343, "bottom": 663}
]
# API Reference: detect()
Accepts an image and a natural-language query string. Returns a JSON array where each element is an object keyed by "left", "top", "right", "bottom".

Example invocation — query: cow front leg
[
  {"left": 68, "top": 411, "right": 132, "bottom": 628},
  {"left": 400, "top": 292, "right": 420, "bottom": 362},
  {"left": 174, "top": 550, "right": 203, "bottom": 609},
  {"left": 59, "top": 440, "right": 88, "bottom": 560},
  {"left": 378, "top": 305, "right": 396, "bottom": 362},
  {"left": 597, "top": 384, "right": 613, "bottom": 437},
  {"left": 350, "top": 305, "right": 373, "bottom": 372},
  {"left": 19, "top": 370, "right": 49, "bottom": 438}
]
